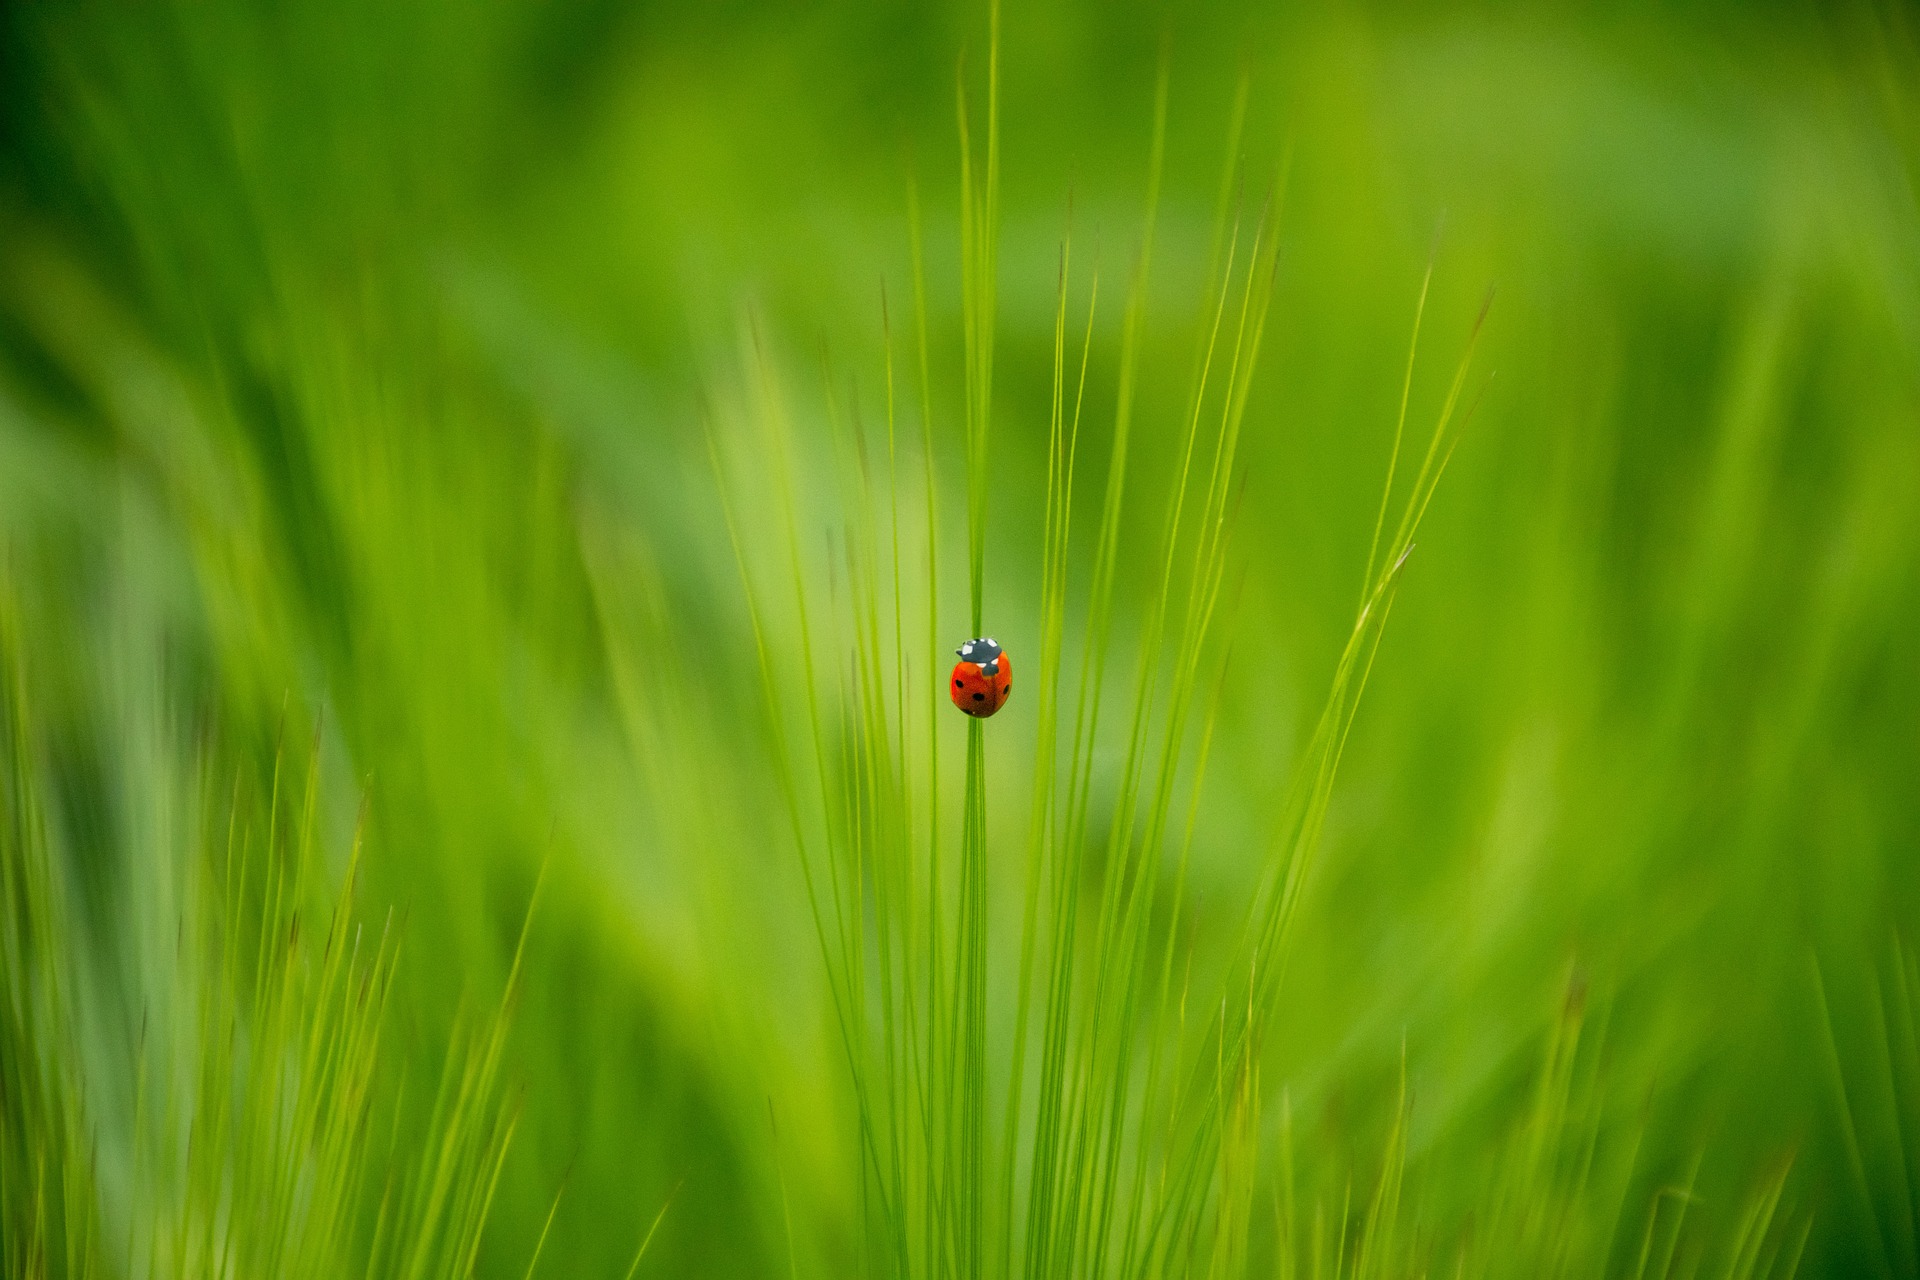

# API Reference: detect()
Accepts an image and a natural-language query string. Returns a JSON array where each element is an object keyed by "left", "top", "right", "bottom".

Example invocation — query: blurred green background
[{"left": 2, "top": 0, "right": 1917, "bottom": 1275}]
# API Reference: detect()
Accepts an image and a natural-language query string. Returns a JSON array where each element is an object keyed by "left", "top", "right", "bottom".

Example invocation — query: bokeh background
[{"left": 2, "top": 0, "right": 1917, "bottom": 1275}]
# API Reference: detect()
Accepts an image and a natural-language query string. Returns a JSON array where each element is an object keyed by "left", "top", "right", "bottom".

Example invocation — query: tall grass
[
  {"left": 0, "top": 594, "right": 548, "bottom": 1276},
  {"left": 3, "top": 0, "right": 1918, "bottom": 1275},
  {"left": 700, "top": 15, "right": 1814, "bottom": 1276}
]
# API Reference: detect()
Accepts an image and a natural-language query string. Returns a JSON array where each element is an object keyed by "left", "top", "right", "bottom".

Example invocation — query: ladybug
[{"left": 950, "top": 637, "right": 1012, "bottom": 718}]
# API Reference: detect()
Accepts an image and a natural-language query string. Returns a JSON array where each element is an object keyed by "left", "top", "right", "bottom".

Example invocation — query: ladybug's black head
[
  {"left": 956, "top": 636, "right": 1003, "bottom": 677},
  {"left": 955, "top": 636, "right": 1002, "bottom": 665}
]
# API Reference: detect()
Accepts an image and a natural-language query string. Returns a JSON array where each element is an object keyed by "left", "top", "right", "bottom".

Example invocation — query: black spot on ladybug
[
  {"left": 954, "top": 678, "right": 963, "bottom": 686},
  {"left": 972, "top": 692, "right": 985, "bottom": 701}
]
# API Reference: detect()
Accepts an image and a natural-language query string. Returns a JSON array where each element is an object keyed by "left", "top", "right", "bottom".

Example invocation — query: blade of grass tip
[
  {"left": 1234, "top": 354, "right": 1424, "bottom": 974},
  {"left": 1744, "top": 1161, "right": 1794, "bottom": 1280},
  {"left": 1812, "top": 953, "right": 1895, "bottom": 1276},
  {"left": 1175, "top": 82, "right": 1249, "bottom": 451},
  {"left": 1363, "top": 253, "right": 1434, "bottom": 602},
  {"left": 1892, "top": 941, "right": 1920, "bottom": 1252},
  {"left": 1192, "top": 169, "right": 1286, "bottom": 606},
  {"left": 504, "top": 837, "right": 551, "bottom": 1001},
  {"left": 769, "top": 1102, "right": 800, "bottom": 1280},
  {"left": 1281, "top": 1088, "right": 1297, "bottom": 1275},
  {"left": 1721, "top": 1164, "right": 1776, "bottom": 1280},
  {"left": 366, "top": 1055, "right": 413, "bottom": 1272},
  {"left": 1159, "top": 572, "right": 1394, "bottom": 1145},
  {"left": 1332, "top": 1176, "right": 1353, "bottom": 1280},
  {"left": 454, "top": 1092, "right": 525, "bottom": 1279},
  {"left": 1593, "top": 1089, "right": 1652, "bottom": 1280},
  {"left": 1556, "top": 989, "right": 1613, "bottom": 1246},
  {"left": 621, "top": 1178, "right": 686, "bottom": 1280},
  {"left": 1354, "top": 1044, "right": 1411, "bottom": 1279},
  {"left": 1204, "top": 70, "right": 1250, "bottom": 304},
  {"left": 1773, "top": 1216, "right": 1813, "bottom": 1280},
  {"left": 1061, "top": 261, "right": 1098, "bottom": 626},
  {"left": 1401, "top": 370, "right": 1494, "bottom": 551},
  {"left": 1239, "top": 543, "right": 1411, "bottom": 1012},
  {"left": 1653, "top": 1155, "right": 1704, "bottom": 1280},
  {"left": 1866, "top": 961, "right": 1920, "bottom": 1276},
  {"left": 519, "top": 1168, "right": 569, "bottom": 1280},
  {"left": 407, "top": 846, "right": 547, "bottom": 1279},
  {"left": 1383, "top": 287, "right": 1494, "bottom": 572}
]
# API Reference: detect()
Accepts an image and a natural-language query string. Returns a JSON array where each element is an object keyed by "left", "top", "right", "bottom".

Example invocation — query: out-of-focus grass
[{"left": 1, "top": 0, "right": 1918, "bottom": 1275}]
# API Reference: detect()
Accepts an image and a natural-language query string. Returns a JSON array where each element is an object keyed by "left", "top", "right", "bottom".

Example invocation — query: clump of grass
[
  {"left": 1262, "top": 981, "right": 1808, "bottom": 1280},
  {"left": 0, "top": 600, "right": 534, "bottom": 1279},
  {"left": 699, "top": 12, "right": 1825, "bottom": 1277},
  {"left": 709, "top": 16, "right": 1453, "bottom": 1277}
]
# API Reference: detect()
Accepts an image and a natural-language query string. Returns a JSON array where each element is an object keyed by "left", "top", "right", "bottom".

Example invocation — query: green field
[{"left": 3, "top": 2, "right": 1918, "bottom": 1276}]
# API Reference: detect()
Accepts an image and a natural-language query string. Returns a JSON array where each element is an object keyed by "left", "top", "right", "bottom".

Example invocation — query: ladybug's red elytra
[{"left": 950, "top": 637, "right": 1012, "bottom": 718}]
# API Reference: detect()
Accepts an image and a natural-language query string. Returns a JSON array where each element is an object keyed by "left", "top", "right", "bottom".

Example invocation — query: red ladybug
[{"left": 950, "top": 637, "right": 1012, "bottom": 717}]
